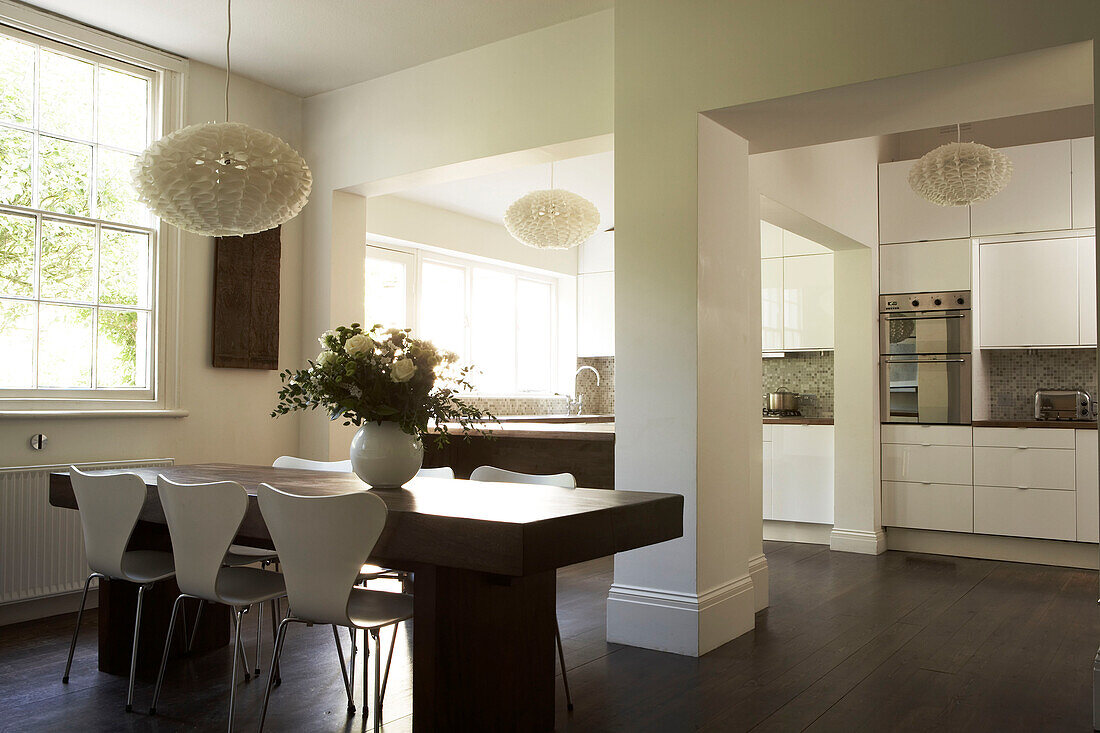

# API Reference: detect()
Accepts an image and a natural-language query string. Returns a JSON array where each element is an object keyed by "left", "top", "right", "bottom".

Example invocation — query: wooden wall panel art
[{"left": 212, "top": 227, "right": 281, "bottom": 369}]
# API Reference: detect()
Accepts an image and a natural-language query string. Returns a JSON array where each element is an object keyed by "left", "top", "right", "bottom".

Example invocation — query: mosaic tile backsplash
[
  {"left": 463, "top": 395, "right": 571, "bottom": 417},
  {"left": 462, "top": 357, "right": 616, "bottom": 417},
  {"left": 984, "top": 348, "right": 1098, "bottom": 420},
  {"left": 762, "top": 351, "right": 835, "bottom": 418}
]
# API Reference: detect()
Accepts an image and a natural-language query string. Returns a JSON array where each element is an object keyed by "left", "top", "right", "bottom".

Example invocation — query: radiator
[{"left": 0, "top": 459, "right": 173, "bottom": 605}]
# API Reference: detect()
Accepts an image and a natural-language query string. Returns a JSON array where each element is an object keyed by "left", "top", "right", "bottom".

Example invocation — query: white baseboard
[
  {"left": 763, "top": 519, "right": 833, "bottom": 545},
  {"left": 606, "top": 573, "right": 755, "bottom": 657},
  {"left": 748, "top": 553, "right": 769, "bottom": 612},
  {"left": 1093, "top": 647, "right": 1100, "bottom": 731},
  {"left": 830, "top": 527, "right": 887, "bottom": 555},
  {"left": 886, "top": 527, "right": 1099, "bottom": 569},
  {"left": 0, "top": 588, "right": 98, "bottom": 627}
]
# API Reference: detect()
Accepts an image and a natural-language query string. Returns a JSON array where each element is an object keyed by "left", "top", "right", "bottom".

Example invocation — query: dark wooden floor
[{"left": 1, "top": 542, "right": 1097, "bottom": 731}]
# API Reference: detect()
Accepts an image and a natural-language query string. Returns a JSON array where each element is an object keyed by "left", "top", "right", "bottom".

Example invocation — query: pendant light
[
  {"left": 908, "top": 124, "right": 1012, "bottom": 207},
  {"left": 504, "top": 162, "right": 600, "bottom": 250},
  {"left": 131, "top": 0, "right": 312, "bottom": 237}
]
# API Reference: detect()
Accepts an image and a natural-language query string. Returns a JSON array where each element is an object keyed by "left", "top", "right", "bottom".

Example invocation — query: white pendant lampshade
[
  {"left": 504, "top": 189, "right": 600, "bottom": 250},
  {"left": 908, "top": 140, "right": 1012, "bottom": 207},
  {"left": 131, "top": 121, "right": 312, "bottom": 237}
]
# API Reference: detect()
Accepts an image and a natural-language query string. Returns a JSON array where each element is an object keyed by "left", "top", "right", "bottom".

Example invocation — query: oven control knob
[
  {"left": 911, "top": 299, "right": 920, "bottom": 307},
  {"left": 956, "top": 297, "right": 965, "bottom": 305},
  {"left": 933, "top": 298, "right": 942, "bottom": 306}
]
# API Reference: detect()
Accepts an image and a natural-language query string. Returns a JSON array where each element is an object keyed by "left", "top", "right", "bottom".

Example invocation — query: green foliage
[{"left": 272, "top": 324, "right": 496, "bottom": 446}]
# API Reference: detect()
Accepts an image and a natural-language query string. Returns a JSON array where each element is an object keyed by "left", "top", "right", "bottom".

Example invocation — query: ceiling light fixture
[
  {"left": 131, "top": 0, "right": 312, "bottom": 237},
  {"left": 504, "top": 162, "right": 600, "bottom": 250},
  {"left": 908, "top": 124, "right": 1012, "bottom": 207}
]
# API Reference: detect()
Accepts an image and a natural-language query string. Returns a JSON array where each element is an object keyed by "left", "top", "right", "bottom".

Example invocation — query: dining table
[{"left": 49, "top": 463, "right": 684, "bottom": 731}]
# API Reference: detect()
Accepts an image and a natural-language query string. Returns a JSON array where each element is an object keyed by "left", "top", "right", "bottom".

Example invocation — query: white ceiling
[
  {"left": 394, "top": 150, "right": 615, "bottom": 230},
  {"left": 20, "top": 0, "right": 614, "bottom": 97}
]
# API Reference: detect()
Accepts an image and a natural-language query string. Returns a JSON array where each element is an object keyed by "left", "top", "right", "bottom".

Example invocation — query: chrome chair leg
[
  {"left": 258, "top": 616, "right": 293, "bottom": 733},
  {"left": 270, "top": 599, "right": 283, "bottom": 686},
  {"left": 230, "top": 607, "right": 252, "bottom": 682},
  {"left": 126, "top": 584, "right": 149, "bottom": 712},
  {"left": 372, "top": 629, "right": 382, "bottom": 733},
  {"left": 379, "top": 623, "right": 398, "bottom": 710},
  {"left": 332, "top": 625, "right": 355, "bottom": 715},
  {"left": 227, "top": 606, "right": 244, "bottom": 733},
  {"left": 348, "top": 627, "right": 357, "bottom": 702},
  {"left": 150, "top": 594, "right": 187, "bottom": 715},
  {"left": 62, "top": 572, "right": 102, "bottom": 683},
  {"left": 555, "top": 617, "right": 574, "bottom": 712},
  {"left": 254, "top": 601, "right": 263, "bottom": 675},
  {"left": 188, "top": 599, "right": 205, "bottom": 652}
]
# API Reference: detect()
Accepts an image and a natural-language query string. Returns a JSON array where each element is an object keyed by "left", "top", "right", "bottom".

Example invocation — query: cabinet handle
[
  {"left": 1016, "top": 446, "right": 1029, "bottom": 450},
  {"left": 921, "top": 481, "right": 932, "bottom": 485},
  {"left": 920, "top": 443, "right": 932, "bottom": 447},
  {"left": 1016, "top": 486, "right": 1029, "bottom": 490}
]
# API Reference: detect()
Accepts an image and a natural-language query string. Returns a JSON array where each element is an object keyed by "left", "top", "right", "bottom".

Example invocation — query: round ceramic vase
[{"left": 349, "top": 421, "right": 424, "bottom": 488}]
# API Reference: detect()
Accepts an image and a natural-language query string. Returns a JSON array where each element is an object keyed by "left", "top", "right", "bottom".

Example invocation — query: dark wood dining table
[{"left": 49, "top": 463, "right": 684, "bottom": 731}]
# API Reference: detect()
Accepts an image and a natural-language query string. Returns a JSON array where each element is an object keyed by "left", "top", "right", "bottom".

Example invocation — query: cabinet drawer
[
  {"left": 881, "top": 424, "right": 972, "bottom": 447},
  {"left": 973, "top": 446, "right": 1075, "bottom": 490},
  {"left": 973, "top": 427, "right": 1075, "bottom": 449},
  {"left": 762, "top": 424, "right": 773, "bottom": 442},
  {"left": 974, "top": 485, "right": 1076, "bottom": 541},
  {"left": 882, "top": 481, "right": 973, "bottom": 533},
  {"left": 882, "top": 443, "right": 972, "bottom": 485}
]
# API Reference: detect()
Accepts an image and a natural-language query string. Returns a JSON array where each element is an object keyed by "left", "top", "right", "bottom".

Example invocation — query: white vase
[{"left": 349, "top": 422, "right": 424, "bottom": 488}]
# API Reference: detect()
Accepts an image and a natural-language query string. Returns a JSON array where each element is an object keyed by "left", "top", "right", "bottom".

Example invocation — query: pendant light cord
[{"left": 224, "top": 0, "right": 232, "bottom": 122}]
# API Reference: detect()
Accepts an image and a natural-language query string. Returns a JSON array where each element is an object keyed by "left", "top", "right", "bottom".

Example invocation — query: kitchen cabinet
[
  {"left": 578, "top": 271, "right": 614, "bottom": 356},
  {"left": 978, "top": 238, "right": 1079, "bottom": 347},
  {"left": 974, "top": 485, "right": 1077, "bottom": 541},
  {"left": 761, "top": 258, "right": 783, "bottom": 351},
  {"left": 767, "top": 424, "right": 833, "bottom": 524},
  {"left": 579, "top": 230, "right": 614, "bottom": 274},
  {"left": 1079, "top": 237, "right": 1096, "bottom": 346},
  {"left": 1071, "top": 137, "right": 1094, "bottom": 230},
  {"left": 783, "top": 254, "right": 834, "bottom": 350},
  {"left": 762, "top": 425, "right": 774, "bottom": 520},
  {"left": 881, "top": 425, "right": 972, "bottom": 533},
  {"left": 878, "top": 159, "right": 971, "bottom": 244},
  {"left": 883, "top": 482, "right": 973, "bottom": 533},
  {"left": 970, "top": 140, "right": 1073, "bottom": 237},
  {"left": 879, "top": 238, "right": 971, "bottom": 294},
  {"left": 1076, "top": 430, "right": 1098, "bottom": 543},
  {"left": 760, "top": 221, "right": 783, "bottom": 258}
]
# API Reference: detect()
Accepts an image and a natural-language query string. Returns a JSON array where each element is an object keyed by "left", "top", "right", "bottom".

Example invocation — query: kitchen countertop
[
  {"left": 763, "top": 417, "right": 834, "bottom": 425},
  {"left": 972, "top": 419, "right": 1098, "bottom": 430},
  {"left": 436, "top": 421, "right": 615, "bottom": 441}
]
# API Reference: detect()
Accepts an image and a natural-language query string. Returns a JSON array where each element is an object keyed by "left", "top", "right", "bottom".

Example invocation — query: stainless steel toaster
[{"left": 1034, "top": 389, "right": 1094, "bottom": 421}]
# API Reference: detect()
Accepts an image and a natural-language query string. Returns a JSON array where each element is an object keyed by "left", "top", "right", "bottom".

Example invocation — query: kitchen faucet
[{"left": 569, "top": 365, "right": 601, "bottom": 415}]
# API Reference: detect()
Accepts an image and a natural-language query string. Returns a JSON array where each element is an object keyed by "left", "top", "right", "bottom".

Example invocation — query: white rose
[
  {"left": 390, "top": 358, "right": 417, "bottom": 383},
  {"left": 318, "top": 329, "right": 337, "bottom": 347},
  {"left": 345, "top": 333, "right": 372, "bottom": 358},
  {"left": 316, "top": 350, "right": 337, "bottom": 368}
]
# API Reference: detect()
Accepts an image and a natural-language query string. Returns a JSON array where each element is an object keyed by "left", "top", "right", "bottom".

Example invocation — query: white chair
[
  {"left": 149, "top": 477, "right": 287, "bottom": 731},
  {"left": 469, "top": 465, "right": 577, "bottom": 711},
  {"left": 272, "top": 455, "right": 352, "bottom": 471},
  {"left": 62, "top": 466, "right": 177, "bottom": 712},
  {"left": 256, "top": 484, "right": 414, "bottom": 733},
  {"left": 415, "top": 466, "right": 455, "bottom": 479}
]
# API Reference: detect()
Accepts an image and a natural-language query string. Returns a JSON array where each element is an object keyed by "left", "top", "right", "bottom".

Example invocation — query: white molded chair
[
  {"left": 469, "top": 465, "right": 577, "bottom": 711},
  {"left": 415, "top": 466, "right": 455, "bottom": 479},
  {"left": 63, "top": 466, "right": 176, "bottom": 712},
  {"left": 469, "top": 465, "right": 577, "bottom": 489},
  {"left": 256, "top": 484, "right": 414, "bottom": 733},
  {"left": 272, "top": 455, "right": 352, "bottom": 471},
  {"left": 150, "top": 477, "right": 287, "bottom": 732}
]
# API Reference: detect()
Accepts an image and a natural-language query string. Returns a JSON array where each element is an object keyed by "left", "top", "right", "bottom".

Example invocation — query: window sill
[{"left": 0, "top": 408, "right": 189, "bottom": 419}]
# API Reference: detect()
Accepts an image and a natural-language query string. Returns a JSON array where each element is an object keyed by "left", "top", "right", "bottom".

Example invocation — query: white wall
[{"left": 0, "top": 61, "right": 306, "bottom": 470}]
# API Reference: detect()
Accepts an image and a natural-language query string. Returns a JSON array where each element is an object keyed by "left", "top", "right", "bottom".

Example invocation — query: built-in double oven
[{"left": 879, "top": 291, "right": 972, "bottom": 424}]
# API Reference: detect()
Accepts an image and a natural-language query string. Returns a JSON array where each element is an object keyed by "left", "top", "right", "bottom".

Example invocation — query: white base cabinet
[
  {"left": 1077, "top": 430, "right": 1099, "bottom": 543},
  {"left": 974, "top": 486, "right": 1077, "bottom": 541},
  {"left": 763, "top": 424, "right": 833, "bottom": 525},
  {"left": 883, "top": 481, "right": 973, "bottom": 533}
]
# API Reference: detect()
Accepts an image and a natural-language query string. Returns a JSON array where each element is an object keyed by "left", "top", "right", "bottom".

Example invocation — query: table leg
[{"left": 413, "top": 565, "right": 556, "bottom": 732}]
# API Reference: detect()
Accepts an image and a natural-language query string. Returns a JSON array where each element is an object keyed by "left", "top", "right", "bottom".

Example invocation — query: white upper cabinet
[
  {"left": 979, "top": 238, "right": 1079, "bottom": 347},
  {"left": 761, "top": 258, "right": 783, "bottom": 351},
  {"left": 970, "top": 140, "right": 1073, "bottom": 237},
  {"left": 1080, "top": 236, "right": 1096, "bottom": 346},
  {"left": 879, "top": 238, "right": 971, "bottom": 294},
  {"left": 783, "top": 229, "right": 830, "bottom": 256},
  {"left": 878, "top": 159, "right": 971, "bottom": 244},
  {"left": 783, "top": 254, "right": 834, "bottom": 350},
  {"left": 760, "top": 220, "right": 783, "bottom": 258},
  {"left": 579, "top": 230, "right": 614, "bottom": 274},
  {"left": 1072, "top": 137, "right": 1095, "bottom": 230},
  {"left": 578, "top": 271, "right": 614, "bottom": 356}
]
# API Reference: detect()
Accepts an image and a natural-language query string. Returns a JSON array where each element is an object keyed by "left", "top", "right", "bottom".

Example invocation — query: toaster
[{"left": 1034, "top": 389, "right": 1095, "bottom": 421}]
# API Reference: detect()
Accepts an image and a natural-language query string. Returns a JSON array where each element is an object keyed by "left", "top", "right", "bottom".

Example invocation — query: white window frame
[
  {"left": 0, "top": 2, "right": 186, "bottom": 415},
  {"left": 366, "top": 242, "right": 562, "bottom": 398}
]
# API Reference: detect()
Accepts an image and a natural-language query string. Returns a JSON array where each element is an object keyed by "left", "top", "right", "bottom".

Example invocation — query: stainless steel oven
[{"left": 879, "top": 291, "right": 972, "bottom": 424}]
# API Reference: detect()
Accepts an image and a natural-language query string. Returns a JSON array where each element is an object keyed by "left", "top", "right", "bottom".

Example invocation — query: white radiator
[{"left": 0, "top": 459, "right": 173, "bottom": 605}]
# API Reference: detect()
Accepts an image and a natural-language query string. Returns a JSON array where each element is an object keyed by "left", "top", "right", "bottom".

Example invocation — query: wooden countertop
[
  {"left": 438, "top": 421, "right": 615, "bottom": 441},
  {"left": 972, "top": 419, "right": 1098, "bottom": 430},
  {"left": 763, "top": 417, "right": 834, "bottom": 425}
]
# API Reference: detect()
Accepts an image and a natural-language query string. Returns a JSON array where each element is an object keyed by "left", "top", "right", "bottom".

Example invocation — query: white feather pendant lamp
[
  {"left": 504, "top": 188, "right": 600, "bottom": 250},
  {"left": 908, "top": 140, "right": 1012, "bottom": 207}
]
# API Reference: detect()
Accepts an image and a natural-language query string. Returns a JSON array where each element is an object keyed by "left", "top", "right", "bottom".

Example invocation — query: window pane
[
  {"left": 39, "top": 48, "right": 93, "bottom": 139},
  {"left": 516, "top": 279, "right": 552, "bottom": 392},
  {"left": 97, "top": 308, "right": 148, "bottom": 387},
  {"left": 0, "top": 298, "right": 34, "bottom": 387},
  {"left": 0, "top": 126, "right": 32, "bottom": 206},
  {"left": 41, "top": 220, "right": 94, "bottom": 302},
  {"left": 98, "top": 67, "right": 148, "bottom": 151},
  {"left": 419, "top": 261, "right": 465, "bottom": 357},
  {"left": 39, "top": 136, "right": 92, "bottom": 216},
  {"left": 0, "top": 213, "right": 35, "bottom": 297},
  {"left": 365, "top": 256, "right": 408, "bottom": 329},
  {"left": 38, "top": 303, "right": 92, "bottom": 387},
  {"left": 0, "top": 36, "right": 34, "bottom": 125},
  {"left": 100, "top": 230, "right": 149, "bottom": 307},
  {"left": 96, "top": 148, "right": 146, "bottom": 225},
  {"left": 470, "top": 268, "right": 516, "bottom": 393}
]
